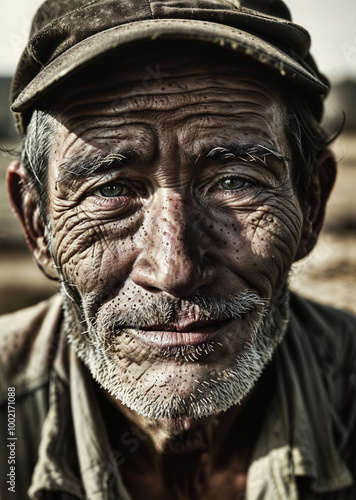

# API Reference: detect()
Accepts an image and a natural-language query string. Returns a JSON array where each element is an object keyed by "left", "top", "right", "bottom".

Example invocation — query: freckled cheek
[
  {"left": 247, "top": 226, "right": 296, "bottom": 290},
  {"left": 210, "top": 213, "right": 301, "bottom": 296}
]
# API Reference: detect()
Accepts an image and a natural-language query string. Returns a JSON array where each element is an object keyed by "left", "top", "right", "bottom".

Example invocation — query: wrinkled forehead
[
  {"left": 45, "top": 39, "right": 289, "bottom": 168},
  {"left": 49, "top": 39, "right": 285, "bottom": 120}
]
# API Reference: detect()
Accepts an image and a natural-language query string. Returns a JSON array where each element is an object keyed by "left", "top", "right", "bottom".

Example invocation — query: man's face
[{"left": 46, "top": 49, "right": 303, "bottom": 421}]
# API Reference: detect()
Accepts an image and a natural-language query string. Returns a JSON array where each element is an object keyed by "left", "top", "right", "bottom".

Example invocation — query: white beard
[{"left": 62, "top": 286, "right": 289, "bottom": 420}]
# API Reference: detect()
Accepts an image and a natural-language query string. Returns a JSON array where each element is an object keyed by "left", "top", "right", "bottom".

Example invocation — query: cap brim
[{"left": 12, "top": 18, "right": 328, "bottom": 112}]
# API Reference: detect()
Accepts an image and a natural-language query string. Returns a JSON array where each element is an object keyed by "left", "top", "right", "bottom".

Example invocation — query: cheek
[
  {"left": 209, "top": 201, "right": 303, "bottom": 295},
  {"left": 51, "top": 208, "right": 144, "bottom": 293}
]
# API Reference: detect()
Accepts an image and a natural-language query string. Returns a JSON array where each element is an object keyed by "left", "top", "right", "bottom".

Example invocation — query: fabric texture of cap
[{"left": 11, "top": 0, "right": 329, "bottom": 136}]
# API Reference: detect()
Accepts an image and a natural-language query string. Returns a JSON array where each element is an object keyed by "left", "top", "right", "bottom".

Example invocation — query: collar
[
  {"left": 247, "top": 294, "right": 354, "bottom": 499},
  {"left": 28, "top": 330, "right": 131, "bottom": 500}
]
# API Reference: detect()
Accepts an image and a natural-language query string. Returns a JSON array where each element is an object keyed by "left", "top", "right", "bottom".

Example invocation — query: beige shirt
[{"left": 0, "top": 293, "right": 355, "bottom": 499}]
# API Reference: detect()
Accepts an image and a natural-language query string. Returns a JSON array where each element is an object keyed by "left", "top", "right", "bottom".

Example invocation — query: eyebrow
[
  {"left": 56, "top": 142, "right": 289, "bottom": 186},
  {"left": 56, "top": 149, "right": 139, "bottom": 185},
  {"left": 197, "top": 143, "right": 290, "bottom": 167}
]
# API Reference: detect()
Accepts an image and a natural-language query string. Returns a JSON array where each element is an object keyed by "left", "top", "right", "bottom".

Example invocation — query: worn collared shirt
[{"left": 0, "top": 293, "right": 355, "bottom": 499}]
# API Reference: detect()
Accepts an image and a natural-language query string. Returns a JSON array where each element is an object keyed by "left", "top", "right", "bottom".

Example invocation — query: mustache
[{"left": 87, "top": 290, "right": 267, "bottom": 332}]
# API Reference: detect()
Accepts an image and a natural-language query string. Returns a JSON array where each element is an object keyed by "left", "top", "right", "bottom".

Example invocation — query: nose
[{"left": 131, "top": 191, "right": 216, "bottom": 297}]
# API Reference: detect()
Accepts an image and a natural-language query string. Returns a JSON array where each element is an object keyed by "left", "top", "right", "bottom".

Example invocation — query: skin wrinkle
[
  {"left": 57, "top": 148, "right": 288, "bottom": 215},
  {"left": 57, "top": 73, "right": 277, "bottom": 120},
  {"left": 61, "top": 73, "right": 274, "bottom": 111},
  {"left": 53, "top": 127, "right": 158, "bottom": 179},
  {"left": 129, "top": 104, "right": 270, "bottom": 132},
  {"left": 52, "top": 205, "right": 140, "bottom": 269},
  {"left": 57, "top": 143, "right": 288, "bottom": 188},
  {"left": 57, "top": 153, "right": 130, "bottom": 185},
  {"left": 38, "top": 52, "right": 307, "bottom": 466},
  {"left": 65, "top": 103, "right": 275, "bottom": 130},
  {"left": 249, "top": 207, "right": 299, "bottom": 247},
  {"left": 247, "top": 206, "right": 297, "bottom": 272},
  {"left": 53, "top": 99, "right": 280, "bottom": 181},
  {"left": 111, "top": 94, "right": 271, "bottom": 119},
  {"left": 60, "top": 123, "right": 157, "bottom": 153}
]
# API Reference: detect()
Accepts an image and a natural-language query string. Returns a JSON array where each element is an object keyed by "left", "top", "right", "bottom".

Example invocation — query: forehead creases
[{"left": 54, "top": 63, "right": 280, "bottom": 119}]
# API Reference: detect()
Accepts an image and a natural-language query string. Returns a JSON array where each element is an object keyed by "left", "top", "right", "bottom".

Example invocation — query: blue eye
[
  {"left": 99, "top": 183, "right": 127, "bottom": 197},
  {"left": 219, "top": 176, "right": 249, "bottom": 190}
]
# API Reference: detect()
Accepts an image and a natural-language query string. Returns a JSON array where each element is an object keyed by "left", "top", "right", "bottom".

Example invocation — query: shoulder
[
  {"left": 289, "top": 292, "right": 356, "bottom": 375},
  {"left": 0, "top": 295, "right": 63, "bottom": 402},
  {"left": 290, "top": 291, "right": 356, "bottom": 331},
  {"left": 287, "top": 293, "right": 356, "bottom": 480}
]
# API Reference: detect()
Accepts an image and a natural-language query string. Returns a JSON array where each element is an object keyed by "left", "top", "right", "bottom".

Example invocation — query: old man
[{"left": 0, "top": 0, "right": 355, "bottom": 498}]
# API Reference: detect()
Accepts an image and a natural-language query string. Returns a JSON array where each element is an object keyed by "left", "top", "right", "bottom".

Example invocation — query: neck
[
  {"left": 104, "top": 389, "right": 220, "bottom": 453},
  {"left": 96, "top": 363, "right": 275, "bottom": 500},
  {"left": 102, "top": 365, "right": 266, "bottom": 454}
]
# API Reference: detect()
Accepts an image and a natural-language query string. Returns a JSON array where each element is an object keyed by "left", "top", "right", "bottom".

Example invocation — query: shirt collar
[
  {"left": 28, "top": 332, "right": 131, "bottom": 500},
  {"left": 247, "top": 304, "right": 353, "bottom": 499}
]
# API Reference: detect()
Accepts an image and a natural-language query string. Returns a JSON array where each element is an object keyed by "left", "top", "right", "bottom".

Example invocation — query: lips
[
  {"left": 127, "top": 319, "right": 231, "bottom": 349},
  {"left": 141, "top": 318, "right": 223, "bottom": 333}
]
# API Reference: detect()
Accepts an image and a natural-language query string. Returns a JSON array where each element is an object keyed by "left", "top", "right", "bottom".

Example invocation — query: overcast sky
[{"left": 1, "top": 0, "right": 355, "bottom": 81}]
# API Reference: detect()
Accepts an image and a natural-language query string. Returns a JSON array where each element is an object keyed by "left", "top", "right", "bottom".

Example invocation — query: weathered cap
[{"left": 11, "top": 0, "right": 329, "bottom": 136}]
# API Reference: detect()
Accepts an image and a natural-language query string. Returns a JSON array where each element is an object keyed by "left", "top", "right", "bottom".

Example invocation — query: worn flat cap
[{"left": 11, "top": 0, "right": 329, "bottom": 136}]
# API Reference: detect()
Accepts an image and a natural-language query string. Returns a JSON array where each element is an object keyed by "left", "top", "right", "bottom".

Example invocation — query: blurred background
[{"left": 0, "top": 0, "right": 355, "bottom": 314}]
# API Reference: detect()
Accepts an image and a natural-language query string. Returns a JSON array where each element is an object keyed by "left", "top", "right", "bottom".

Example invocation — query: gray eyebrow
[
  {"left": 198, "top": 143, "right": 290, "bottom": 166},
  {"left": 55, "top": 143, "right": 288, "bottom": 186},
  {"left": 56, "top": 149, "right": 138, "bottom": 185}
]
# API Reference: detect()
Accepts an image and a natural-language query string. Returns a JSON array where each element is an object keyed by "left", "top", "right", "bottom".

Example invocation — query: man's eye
[
  {"left": 218, "top": 176, "right": 250, "bottom": 191},
  {"left": 98, "top": 183, "right": 128, "bottom": 197}
]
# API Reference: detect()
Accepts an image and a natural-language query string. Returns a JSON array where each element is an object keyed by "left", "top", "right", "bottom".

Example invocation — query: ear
[
  {"left": 294, "top": 149, "right": 337, "bottom": 261},
  {"left": 7, "top": 161, "right": 56, "bottom": 273}
]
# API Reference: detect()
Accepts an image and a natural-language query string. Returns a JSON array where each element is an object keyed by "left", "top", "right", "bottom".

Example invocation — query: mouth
[{"left": 126, "top": 319, "right": 234, "bottom": 349}]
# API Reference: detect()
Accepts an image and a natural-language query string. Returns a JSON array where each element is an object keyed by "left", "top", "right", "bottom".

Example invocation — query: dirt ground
[{"left": 0, "top": 133, "right": 355, "bottom": 315}]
